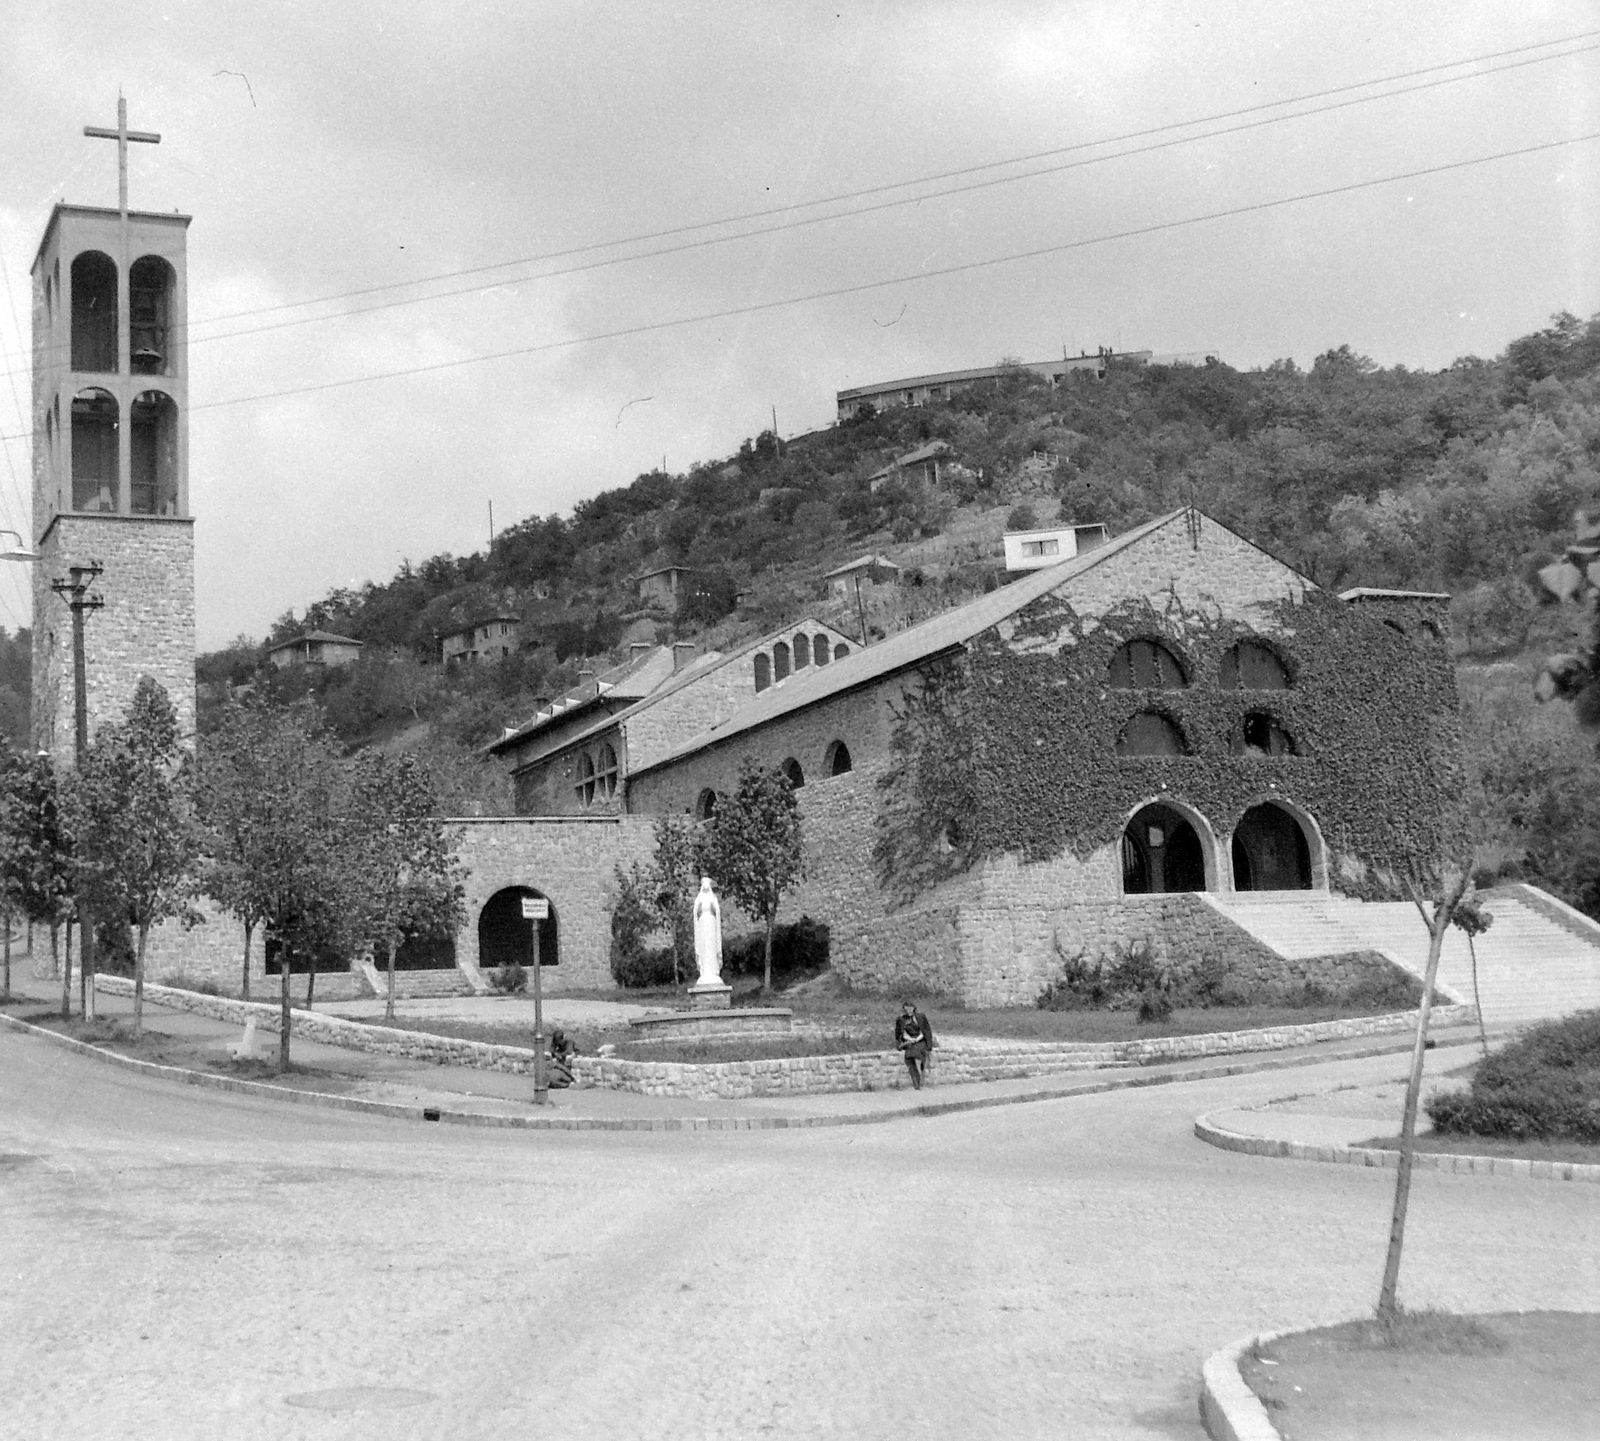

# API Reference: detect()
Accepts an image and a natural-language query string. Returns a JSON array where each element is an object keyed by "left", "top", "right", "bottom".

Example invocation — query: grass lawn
[
  {"left": 1239, "top": 1311, "right": 1600, "bottom": 1440},
  {"left": 1350, "top": 1131, "right": 1600, "bottom": 1166},
  {"left": 18, "top": 1011, "right": 362, "bottom": 1093}
]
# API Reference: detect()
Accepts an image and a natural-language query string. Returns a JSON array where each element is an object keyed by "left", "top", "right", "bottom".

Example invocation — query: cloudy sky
[{"left": 1, "top": 1, "right": 1596, "bottom": 650}]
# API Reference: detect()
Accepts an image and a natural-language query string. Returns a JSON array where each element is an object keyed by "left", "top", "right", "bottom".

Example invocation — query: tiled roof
[
  {"left": 823, "top": 552, "right": 900, "bottom": 579},
  {"left": 488, "top": 645, "right": 681, "bottom": 753},
  {"left": 268, "top": 629, "right": 362, "bottom": 651},
  {"left": 630, "top": 510, "right": 1184, "bottom": 778}
]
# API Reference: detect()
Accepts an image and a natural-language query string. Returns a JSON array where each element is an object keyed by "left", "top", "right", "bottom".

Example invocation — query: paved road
[{"left": 2, "top": 1030, "right": 1595, "bottom": 1440}]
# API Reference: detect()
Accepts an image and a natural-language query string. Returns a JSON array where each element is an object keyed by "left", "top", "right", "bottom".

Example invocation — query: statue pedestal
[{"left": 687, "top": 982, "right": 733, "bottom": 1010}]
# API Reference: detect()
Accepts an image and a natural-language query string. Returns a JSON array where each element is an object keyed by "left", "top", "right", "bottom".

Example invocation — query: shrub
[
  {"left": 491, "top": 962, "right": 527, "bottom": 994},
  {"left": 1426, "top": 1008, "right": 1600, "bottom": 1141},
  {"left": 610, "top": 942, "right": 681, "bottom": 989},
  {"left": 1037, "top": 935, "right": 1221, "bottom": 1016},
  {"left": 721, "top": 916, "right": 830, "bottom": 984}
]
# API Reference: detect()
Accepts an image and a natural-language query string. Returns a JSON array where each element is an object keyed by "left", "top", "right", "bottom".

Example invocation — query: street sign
[{"left": 520, "top": 897, "right": 549, "bottom": 921}]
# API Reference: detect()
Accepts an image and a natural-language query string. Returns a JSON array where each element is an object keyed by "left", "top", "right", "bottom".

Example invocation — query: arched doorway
[
  {"left": 478, "top": 886, "right": 559, "bottom": 969},
  {"left": 1122, "top": 803, "right": 1208, "bottom": 894},
  {"left": 1231, "top": 803, "right": 1313, "bottom": 890}
]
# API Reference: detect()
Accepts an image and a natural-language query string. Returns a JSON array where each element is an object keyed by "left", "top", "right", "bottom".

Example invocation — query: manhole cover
[{"left": 284, "top": 1387, "right": 434, "bottom": 1413}]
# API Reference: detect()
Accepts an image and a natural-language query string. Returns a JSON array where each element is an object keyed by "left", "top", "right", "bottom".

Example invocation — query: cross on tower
[{"left": 84, "top": 95, "right": 160, "bottom": 218}]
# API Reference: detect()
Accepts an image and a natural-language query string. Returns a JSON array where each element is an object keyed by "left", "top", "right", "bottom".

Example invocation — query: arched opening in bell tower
[
  {"left": 70, "top": 388, "right": 118, "bottom": 512},
  {"left": 70, "top": 251, "right": 118, "bottom": 373},
  {"left": 129, "top": 256, "right": 176, "bottom": 376},
  {"left": 130, "top": 390, "right": 179, "bottom": 515}
]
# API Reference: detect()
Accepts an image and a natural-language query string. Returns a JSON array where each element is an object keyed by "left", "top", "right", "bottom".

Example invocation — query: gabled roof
[
  {"left": 267, "top": 629, "right": 363, "bottom": 653},
  {"left": 523, "top": 618, "right": 857, "bottom": 763},
  {"left": 630, "top": 510, "right": 1201, "bottom": 778},
  {"left": 633, "top": 565, "right": 695, "bottom": 583},
  {"left": 487, "top": 645, "right": 682, "bottom": 754},
  {"left": 824, "top": 552, "right": 901, "bottom": 580},
  {"left": 441, "top": 614, "right": 521, "bottom": 640}
]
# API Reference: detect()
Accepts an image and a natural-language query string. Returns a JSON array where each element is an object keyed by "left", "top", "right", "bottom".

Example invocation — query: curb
[
  {"left": 1193, "top": 1112, "right": 1600, "bottom": 1183},
  {"left": 2, "top": 1009, "right": 1476, "bottom": 1134},
  {"left": 1200, "top": 1330, "right": 1287, "bottom": 1441}
]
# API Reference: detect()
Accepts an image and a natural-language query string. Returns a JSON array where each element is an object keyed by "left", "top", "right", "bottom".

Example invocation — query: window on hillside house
[
  {"left": 1107, "top": 639, "right": 1187, "bottom": 690},
  {"left": 1021, "top": 538, "right": 1059, "bottom": 558},
  {"left": 1219, "top": 640, "right": 1290, "bottom": 690},
  {"left": 813, "top": 635, "right": 830, "bottom": 667},
  {"left": 576, "top": 752, "right": 597, "bottom": 808},
  {"left": 596, "top": 743, "right": 619, "bottom": 799},
  {"left": 754, "top": 653, "right": 771, "bottom": 692},
  {"left": 774, "top": 642, "right": 790, "bottom": 681},
  {"left": 1115, "top": 711, "right": 1189, "bottom": 757},
  {"left": 825, "top": 740, "right": 852, "bottom": 775},
  {"left": 781, "top": 757, "right": 804, "bottom": 789}
]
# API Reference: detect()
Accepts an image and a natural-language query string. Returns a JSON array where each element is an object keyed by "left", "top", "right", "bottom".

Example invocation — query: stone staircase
[
  {"left": 1204, "top": 885, "right": 1600, "bottom": 1028},
  {"left": 359, "top": 966, "right": 478, "bottom": 1001}
]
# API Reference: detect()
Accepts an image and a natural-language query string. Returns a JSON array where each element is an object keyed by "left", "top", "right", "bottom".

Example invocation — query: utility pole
[{"left": 51, "top": 563, "right": 104, "bottom": 1018}]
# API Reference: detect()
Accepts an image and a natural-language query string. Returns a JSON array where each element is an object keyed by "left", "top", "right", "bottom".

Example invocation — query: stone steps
[
  {"left": 1208, "top": 886, "right": 1600, "bottom": 1027},
  {"left": 371, "top": 968, "right": 477, "bottom": 1001}
]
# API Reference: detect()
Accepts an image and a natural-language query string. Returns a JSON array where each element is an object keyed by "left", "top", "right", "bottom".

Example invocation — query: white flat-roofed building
[{"left": 1003, "top": 523, "right": 1110, "bottom": 572}]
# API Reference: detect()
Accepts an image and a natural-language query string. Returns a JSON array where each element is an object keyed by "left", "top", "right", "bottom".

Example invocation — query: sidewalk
[{"left": 3, "top": 960, "right": 1489, "bottom": 1132}]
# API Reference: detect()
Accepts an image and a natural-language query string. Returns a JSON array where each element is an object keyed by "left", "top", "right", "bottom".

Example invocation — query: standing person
[{"left": 894, "top": 1000, "right": 934, "bottom": 1090}]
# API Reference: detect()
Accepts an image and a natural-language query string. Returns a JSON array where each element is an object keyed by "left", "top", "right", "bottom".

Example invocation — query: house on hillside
[
  {"left": 266, "top": 630, "right": 364, "bottom": 670},
  {"left": 824, "top": 553, "right": 901, "bottom": 600},
  {"left": 835, "top": 349, "right": 1155, "bottom": 421},
  {"left": 867, "top": 440, "right": 951, "bottom": 493},
  {"left": 1002, "top": 523, "right": 1109, "bottom": 571},
  {"left": 633, "top": 565, "right": 695, "bottom": 608},
  {"left": 491, "top": 619, "right": 857, "bottom": 817},
  {"left": 441, "top": 615, "right": 521, "bottom": 667}
]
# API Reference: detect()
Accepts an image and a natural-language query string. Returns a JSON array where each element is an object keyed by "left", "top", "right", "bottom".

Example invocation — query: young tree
[
  {"left": 700, "top": 758, "right": 804, "bottom": 994},
  {"left": 0, "top": 739, "right": 22, "bottom": 1000},
  {"left": 346, "top": 750, "right": 466, "bottom": 1022},
  {"left": 68, "top": 678, "right": 202, "bottom": 1035},
  {"left": 649, "top": 813, "right": 700, "bottom": 989},
  {"left": 195, "top": 700, "right": 346, "bottom": 1069}
]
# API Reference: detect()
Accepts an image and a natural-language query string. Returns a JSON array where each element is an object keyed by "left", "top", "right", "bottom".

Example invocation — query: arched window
[
  {"left": 70, "top": 388, "right": 118, "bottom": 512},
  {"left": 70, "top": 251, "right": 117, "bottom": 373},
  {"left": 1232, "top": 803, "right": 1312, "bottom": 891},
  {"left": 129, "top": 255, "right": 176, "bottom": 376},
  {"left": 1107, "top": 639, "right": 1187, "bottom": 689},
  {"left": 834, "top": 642, "right": 850, "bottom": 661},
  {"left": 780, "top": 757, "right": 804, "bottom": 789},
  {"left": 774, "top": 641, "right": 790, "bottom": 680},
  {"left": 813, "top": 635, "right": 830, "bottom": 667},
  {"left": 1122, "top": 803, "right": 1208, "bottom": 893},
  {"left": 596, "top": 743, "right": 619, "bottom": 799},
  {"left": 695, "top": 788, "right": 718, "bottom": 820},
  {"left": 1115, "top": 711, "right": 1189, "bottom": 757},
  {"left": 792, "top": 633, "right": 809, "bottom": 670},
  {"left": 1219, "top": 640, "right": 1290, "bottom": 690},
  {"left": 478, "top": 886, "right": 559, "bottom": 968},
  {"left": 754, "top": 652, "right": 771, "bottom": 692},
  {"left": 575, "top": 752, "right": 597, "bottom": 808},
  {"left": 130, "top": 390, "right": 178, "bottom": 515},
  {"left": 1231, "top": 712, "right": 1296, "bottom": 757},
  {"left": 825, "top": 740, "right": 852, "bottom": 775}
]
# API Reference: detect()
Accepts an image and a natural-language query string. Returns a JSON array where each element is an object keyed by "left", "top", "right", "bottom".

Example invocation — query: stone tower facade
[{"left": 30, "top": 203, "right": 196, "bottom": 762}]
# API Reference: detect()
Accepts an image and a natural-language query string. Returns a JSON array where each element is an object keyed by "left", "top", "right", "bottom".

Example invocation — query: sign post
[{"left": 522, "top": 896, "right": 550, "bottom": 1104}]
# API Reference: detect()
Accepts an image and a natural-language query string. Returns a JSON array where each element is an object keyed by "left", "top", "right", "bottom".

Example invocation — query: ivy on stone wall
[{"left": 873, "top": 587, "right": 1465, "bottom": 901}]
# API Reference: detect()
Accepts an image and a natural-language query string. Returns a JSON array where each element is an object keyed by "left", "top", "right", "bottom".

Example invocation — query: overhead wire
[{"left": 1, "top": 28, "right": 1596, "bottom": 379}]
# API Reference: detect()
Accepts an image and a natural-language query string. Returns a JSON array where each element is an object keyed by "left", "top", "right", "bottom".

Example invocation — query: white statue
[{"left": 692, "top": 877, "right": 724, "bottom": 988}]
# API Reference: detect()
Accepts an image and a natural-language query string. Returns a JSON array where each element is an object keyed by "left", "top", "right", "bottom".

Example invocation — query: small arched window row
[
  {"left": 754, "top": 633, "right": 851, "bottom": 692},
  {"left": 695, "top": 788, "right": 718, "bottom": 821},
  {"left": 1107, "top": 638, "right": 1188, "bottom": 691},
  {"left": 129, "top": 255, "right": 176, "bottom": 377},
  {"left": 824, "top": 739, "right": 852, "bottom": 776},
  {"left": 130, "top": 389, "right": 179, "bottom": 516},
  {"left": 780, "top": 757, "right": 804, "bottom": 789},
  {"left": 70, "top": 250, "right": 118, "bottom": 374},
  {"left": 1219, "top": 639, "right": 1291, "bottom": 691},
  {"left": 1114, "top": 710, "right": 1190, "bottom": 757},
  {"left": 573, "top": 743, "right": 619, "bottom": 808},
  {"left": 70, "top": 387, "right": 118, "bottom": 513},
  {"left": 1229, "top": 712, "right": 1297, "bottom": 758}
]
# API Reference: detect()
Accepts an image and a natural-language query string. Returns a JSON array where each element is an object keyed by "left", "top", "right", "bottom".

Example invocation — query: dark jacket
[{"left": 894, "top": 1009, "right": 934, "bottom": 1058}]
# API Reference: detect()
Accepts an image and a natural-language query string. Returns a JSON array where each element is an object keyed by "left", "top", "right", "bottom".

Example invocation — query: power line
[
  {"left": 66, "top": 129, "right": 1591, "bottom": 427},
  {"left": 3, "top": 28, "right": 1596, "bottom": 378}
]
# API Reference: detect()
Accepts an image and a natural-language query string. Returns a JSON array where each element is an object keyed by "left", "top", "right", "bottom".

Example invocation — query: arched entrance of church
[
  {"left": 478, "top": 886, "right": 559, "bottom": 969},
  {"left": 1122, "top": 802, "right": 1209, "bottom": 894},
  {"left": 1231, "top": 802, "right": 1314, "bottom": 891}
]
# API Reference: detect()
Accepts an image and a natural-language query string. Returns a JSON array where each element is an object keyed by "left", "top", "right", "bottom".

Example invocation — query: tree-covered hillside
[{"left": 187, "top": 311, "right": 1600, "bottom": 910}]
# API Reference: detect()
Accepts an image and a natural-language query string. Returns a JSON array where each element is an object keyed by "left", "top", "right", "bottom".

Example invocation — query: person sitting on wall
[
  {"left": 894, "top": 1001, "right": 935, "bottom": 1090},
  {"left": 548, "top": 1029, "right": 578, "bottom": 1088}
]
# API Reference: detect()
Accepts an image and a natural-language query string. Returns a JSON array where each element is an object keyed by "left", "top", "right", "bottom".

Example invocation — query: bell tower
[{"left": 31, "top": 99, "right": 195, "bottom": 762}]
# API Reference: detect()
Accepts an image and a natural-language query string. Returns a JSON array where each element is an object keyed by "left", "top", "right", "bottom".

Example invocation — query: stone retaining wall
[{"left": 98, "top": 976, "right": 1474, "bottom": 1100}]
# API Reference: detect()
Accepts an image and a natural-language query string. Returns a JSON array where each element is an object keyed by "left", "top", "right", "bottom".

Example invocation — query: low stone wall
[{"left": 98, "top": 976, "right": 1473, "bottom": 1100}]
